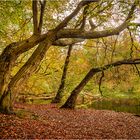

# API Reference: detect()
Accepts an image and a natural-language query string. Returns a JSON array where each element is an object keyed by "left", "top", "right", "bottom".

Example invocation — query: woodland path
[{"left": 0, "top": 103, "right": 140, "bottom": 139}]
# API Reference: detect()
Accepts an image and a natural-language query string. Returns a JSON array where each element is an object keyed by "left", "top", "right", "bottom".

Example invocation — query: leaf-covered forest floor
[{"left": 0, "top": 103, "right": 140, "bottom": 139}]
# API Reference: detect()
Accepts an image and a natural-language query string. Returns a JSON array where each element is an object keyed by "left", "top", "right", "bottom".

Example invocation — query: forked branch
[{"left": 57, "top": 0, "right": 138, "bottom": 39}]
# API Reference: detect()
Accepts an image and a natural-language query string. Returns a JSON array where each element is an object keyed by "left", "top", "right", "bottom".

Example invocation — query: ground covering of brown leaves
[{"left": 0, "top": 103, "right": 140, "bottom": 139}]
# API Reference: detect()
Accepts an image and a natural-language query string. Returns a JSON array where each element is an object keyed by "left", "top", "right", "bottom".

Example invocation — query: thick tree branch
[
  {"left": 6, "top": 0, "right": 137, "bottom": 56},
  {"left": 57, "top": 0, "right": 137, "bottom": 39},
  {"left": 13, "top": 0, "right": 98, "bottom": 54},
  {"left": 1, "top": 0, "right": 138, "bottom": 59},
  {"left": 32, "top": 0, "right": 38, "bottom": 34},
  {"left": 53, "top": 38, "right": 84, "bottom": 46}
]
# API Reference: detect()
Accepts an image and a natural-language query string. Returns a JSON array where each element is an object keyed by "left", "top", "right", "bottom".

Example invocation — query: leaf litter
[{"left": 0, "top": 103, "right": 140, "bottom": 139}]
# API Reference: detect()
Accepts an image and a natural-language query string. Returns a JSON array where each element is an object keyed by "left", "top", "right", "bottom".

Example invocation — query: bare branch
[
  {"left": 101, "top": 38, "right": 110, "bottom": 64},
  {"left": 128, "top": 27, "right": 134, "bottom": 58},
  {"left": 111, "top": 36, "right": 118, "bottom": 62},
  {"left": 99, "top": 71, "right": 104, "bottom": 96},
  {"left": 12, "top": 16, "right": 33, "bottom": 36}
]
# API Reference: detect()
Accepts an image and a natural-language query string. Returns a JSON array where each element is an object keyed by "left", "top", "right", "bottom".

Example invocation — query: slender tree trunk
[
  {"left": 52, "top": 45, "right": 73, "bottom": 103},
  {"left": 0, "top": 31, "right": 56, "bottom": 114}
]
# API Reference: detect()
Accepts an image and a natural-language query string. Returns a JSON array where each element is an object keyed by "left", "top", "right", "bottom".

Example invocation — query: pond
[{"left": 90, "top": 98, "right": 140, "bottom": 115}]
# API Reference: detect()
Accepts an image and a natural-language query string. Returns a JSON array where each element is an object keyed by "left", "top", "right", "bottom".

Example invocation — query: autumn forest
[{"left": 0, "top": 0, "right": 140, "bottom": 139}]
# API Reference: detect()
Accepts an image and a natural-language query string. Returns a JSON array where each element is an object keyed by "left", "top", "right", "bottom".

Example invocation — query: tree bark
[
  {"left": 0, "top": 31, "right": 56, "bottom": 114},
  {"left": 0, "top": 90, "right": 13, "bottom": 114},
  {"left": 0, "top": 43, "right": 17, "bottom": 98},
  {"left": 52, "top": 45, "right": 73, "bottom": 103},
  {"left": 0, "top": 35, "right": 40, "bottom": 97},
  {"left": 61, "top": 68, "right": 97, "bottom": 109}
]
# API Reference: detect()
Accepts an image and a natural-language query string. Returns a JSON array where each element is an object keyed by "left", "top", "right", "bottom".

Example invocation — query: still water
[{"left": 90, "top": 98, "right": 140, "bottom": 115}]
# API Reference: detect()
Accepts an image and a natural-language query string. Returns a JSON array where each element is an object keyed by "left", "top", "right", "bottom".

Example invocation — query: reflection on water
[{"left": 90, "top": 98, "right": 140, "bottom": 115}]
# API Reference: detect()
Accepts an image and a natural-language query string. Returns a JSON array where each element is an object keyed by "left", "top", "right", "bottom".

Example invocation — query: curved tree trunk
[
  {"left": 0, "top": 31, "right": 56, "bottom": 114},
  {"left": 61, "top": 68, "right": 97, "bottom": 109},
  {"left": 61, "top": 58, "right": 140, "bottom": 109},
  {"left": 0, "top": 35, "right": 40, "bottom": 97},
  {"left": 0, "top": 43, "right": 17, "bottom": 98},
  {"left": 52, "top": 45, "right": 73, "bottom": 103}
]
